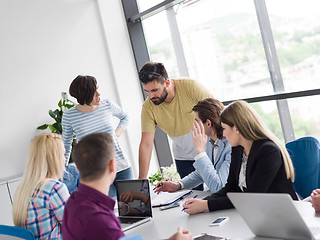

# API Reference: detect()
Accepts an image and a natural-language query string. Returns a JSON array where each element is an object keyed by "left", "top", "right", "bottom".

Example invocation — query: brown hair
[
  {"left": 69, "top": 75, "right": 97, "bottom": 105},
  {"left": 220, "top": 100, "right": 295, "bottom": 181},
  {"left": 139, "top": 61, "right": 168, "bottom": 84},
  {"left": 73, "top": 132, "right": 115, "bottom": 182},
  {"left": 192, "top": 98, "right": 225, "bottom": 139}
]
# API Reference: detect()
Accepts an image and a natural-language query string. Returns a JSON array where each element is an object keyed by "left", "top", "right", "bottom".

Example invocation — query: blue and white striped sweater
[{"left": 62, "top": 99, "right": 130, "bottom": 172}]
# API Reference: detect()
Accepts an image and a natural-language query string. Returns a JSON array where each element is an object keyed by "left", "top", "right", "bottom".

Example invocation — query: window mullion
[
  {"left": 254, "top": 0, "right": 295, "bottom": 142},
  {"left": 166, "top": 6, "right": 189, "bottom": 77}
]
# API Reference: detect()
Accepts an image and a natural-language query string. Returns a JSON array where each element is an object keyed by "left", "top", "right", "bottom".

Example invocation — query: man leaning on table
[{"left": 138, "top": 61, "right": 212, "bottom": 190}]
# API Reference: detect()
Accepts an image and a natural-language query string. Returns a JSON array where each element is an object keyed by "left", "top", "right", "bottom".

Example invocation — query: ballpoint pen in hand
[
  {"left": 153, "top": 179, "right": 170, "bottom": 191},
  {"left": 181, "top": 194, "right": 198, "bottom": 211},
  {"left": 153, "top": 182, "right": 163, "bottom": 191}
]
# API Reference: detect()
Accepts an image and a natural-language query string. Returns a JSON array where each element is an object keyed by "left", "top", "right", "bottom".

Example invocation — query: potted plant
[
  {"left": 148, "top": 164, "right": 180, "bottom": 185},
  {"left": 37, "top": 92, "right": 75, "bottom": 133},
  {"left": 37, "top": 92, "right": 77, "bottom": 162}
]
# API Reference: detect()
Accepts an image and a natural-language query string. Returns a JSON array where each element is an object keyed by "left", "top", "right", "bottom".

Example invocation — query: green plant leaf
[
  {"left": 148, "top": 171, "right": 164, "bottom": 185},
  {"left": 37, "top": 91, "right": 76, "bottom": 133},
  {"left": 58, "top": 99, "right": 62, "bottom": 108},
  {"left": 49, "top": 110, "right": 56, "bottom": 119},
  {"left": 48, "top": 124, "right": 56, "bottom": 133},
  {"left": 65, "top": 104, "right": 75, "bottom": 109},
  {"left": 53, "top": 109, "right": 60, "bottom": 120},
  {"left": 37, "top": 124, "right": 48, "bottom": 130},
  {"left": 56, "top": 110, "right": 63, "bottom": 123},
  {"left": 53, "top": 122, "right": 62, "bottom": 134}
]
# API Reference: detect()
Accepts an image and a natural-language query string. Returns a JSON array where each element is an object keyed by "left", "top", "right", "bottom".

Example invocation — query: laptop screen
[{"left": 115, "top": 179, "right": 152, "bottom": 218}]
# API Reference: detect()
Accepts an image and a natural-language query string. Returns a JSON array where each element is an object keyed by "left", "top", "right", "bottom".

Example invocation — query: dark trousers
[{"left": 175, "top": 159, "right": 204, "bottom": 191}]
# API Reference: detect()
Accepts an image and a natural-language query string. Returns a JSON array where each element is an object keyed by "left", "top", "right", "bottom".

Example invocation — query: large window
[
  {"left": 250, "top": 97, "right": 320, "bottom": 142},
  {"left": 142, "top": 0, "right": 274, "bottom": 101},
  {"left": 287, "top": 95, "right": 320, "bottom": 139},
  {"left": 175, "top": 0, "right": 271, "bottom": 101},
  {"left": 266, "top": 0, "right": 320, "bottom": 93},
  {"left": 122, "top": 0, "right": 320, "bottom": 169},
  {"left": 266, "top": 0, "right": 320, "bottom": 139},
  {"left": 142, "top": 11, "right": 180, "bottom": 78},
  {"left": 137, "top": 0, "right": 164, "bottom": 12}
]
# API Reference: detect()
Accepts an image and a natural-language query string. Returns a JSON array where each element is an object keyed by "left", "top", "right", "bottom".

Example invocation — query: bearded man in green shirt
[{"left": 138, "top": 62, "right": 213, "bottom": 190}]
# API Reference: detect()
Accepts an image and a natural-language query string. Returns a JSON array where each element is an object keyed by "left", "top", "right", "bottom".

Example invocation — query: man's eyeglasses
[{"left": 139, "top": 71, "right": 162, "bottom": 80}]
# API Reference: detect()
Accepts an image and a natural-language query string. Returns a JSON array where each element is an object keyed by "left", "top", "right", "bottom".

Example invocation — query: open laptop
[
  {"left": 115, "top": 179, "right": 152, "bottom": 232},
  {"left": 227, "top": 192, "right": 320, "bottom": 240}
]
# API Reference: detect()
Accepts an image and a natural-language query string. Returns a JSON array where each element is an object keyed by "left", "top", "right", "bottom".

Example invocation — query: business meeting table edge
[{"left": 123, "top": 190, "right": 320, "bottom": 240}]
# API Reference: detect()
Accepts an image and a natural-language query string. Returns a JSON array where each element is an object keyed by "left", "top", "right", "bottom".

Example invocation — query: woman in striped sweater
[{"left": 62, "top": 75, "right": 132, "bottom": 196}]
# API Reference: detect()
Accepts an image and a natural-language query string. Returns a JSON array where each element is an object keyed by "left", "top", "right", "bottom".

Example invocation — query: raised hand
[{"left": 191, "top": 120, "right": 207, "bottom": 155}]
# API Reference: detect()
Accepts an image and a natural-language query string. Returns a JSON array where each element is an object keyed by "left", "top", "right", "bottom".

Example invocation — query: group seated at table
[{"left": 11, "top": 99, "right": 320, "bottom": 239}]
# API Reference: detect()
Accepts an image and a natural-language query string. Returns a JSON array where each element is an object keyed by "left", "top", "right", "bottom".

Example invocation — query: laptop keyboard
[{"left": 119, "top": 217, "right": 144, "bottom": 224}]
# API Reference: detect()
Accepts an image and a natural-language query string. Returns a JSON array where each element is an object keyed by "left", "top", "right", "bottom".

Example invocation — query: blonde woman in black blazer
[{"left": 182, "top": 100, "right": 297, "bottom": 214}]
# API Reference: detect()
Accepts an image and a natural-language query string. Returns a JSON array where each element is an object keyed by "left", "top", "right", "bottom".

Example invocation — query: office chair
[
  {"left": 0, "top": 225, "right": 35, "bottom": 240},
  {"left": 286, "top": 136, "right": 320, "bottom": 199}
]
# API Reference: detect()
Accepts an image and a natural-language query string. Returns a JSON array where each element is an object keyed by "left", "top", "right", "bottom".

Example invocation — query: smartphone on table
[{"left": 209, "top": 217, "right": 229, "bottom": 226}]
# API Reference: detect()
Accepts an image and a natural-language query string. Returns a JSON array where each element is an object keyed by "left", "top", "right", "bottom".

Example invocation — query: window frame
[{"left": 121, "top": 0, "right": 319, "bottom": 168}]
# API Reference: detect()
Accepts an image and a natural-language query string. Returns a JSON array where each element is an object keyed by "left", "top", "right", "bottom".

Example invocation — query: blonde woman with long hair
[
  {"left": 13, "top": 133, "right": 69, "bottom": 239},
  {"left": 182, "top": 100, "right": 297, "bottom": 214}
]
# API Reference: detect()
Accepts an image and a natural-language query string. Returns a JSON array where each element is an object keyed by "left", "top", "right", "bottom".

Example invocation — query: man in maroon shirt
[{"left": 62, "top": 132, "right": 193, "bottom": 240}]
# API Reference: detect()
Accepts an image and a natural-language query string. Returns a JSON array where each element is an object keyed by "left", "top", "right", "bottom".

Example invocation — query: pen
[
  {"left": 169, "top": 191, "right": 192, "bottom": 205},
  {"left": 181, "top": 194, "right": 198, "bottom": 211},
  {"left": 153, "top": 182, "right": 163, "bottom": 191}
]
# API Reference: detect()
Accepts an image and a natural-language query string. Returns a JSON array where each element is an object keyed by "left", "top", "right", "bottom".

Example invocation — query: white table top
[{"left": 124, "top": 191, "right": 320, "bottom": 240}]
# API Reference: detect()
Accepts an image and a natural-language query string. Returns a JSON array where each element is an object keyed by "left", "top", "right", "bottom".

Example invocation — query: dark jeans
[{"left": 175, "top": 159, "right": 203, "bottom": 191}]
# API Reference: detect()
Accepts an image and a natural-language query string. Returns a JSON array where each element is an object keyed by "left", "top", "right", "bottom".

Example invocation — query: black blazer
[{"left": 204, "top": 139, "right": 298, "bottom": 211}]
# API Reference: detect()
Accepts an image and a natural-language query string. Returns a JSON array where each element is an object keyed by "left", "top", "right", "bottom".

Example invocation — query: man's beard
[{"left": 151, "top": 87, "right": 168, "bottom": 105}]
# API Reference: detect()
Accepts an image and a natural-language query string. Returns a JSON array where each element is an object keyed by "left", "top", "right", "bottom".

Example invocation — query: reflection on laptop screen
[{"left": 116, "top": 179, "right": 152, "bottom": 218}]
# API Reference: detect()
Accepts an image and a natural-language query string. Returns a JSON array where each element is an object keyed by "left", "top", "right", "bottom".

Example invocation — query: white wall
[{"left": 0, "top": 0, "right": 159, "bottom": 181}]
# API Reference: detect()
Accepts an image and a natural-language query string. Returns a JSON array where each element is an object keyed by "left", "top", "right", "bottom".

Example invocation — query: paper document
[{"left": 151, "top": 190, "right": 192, "bottom": 207}]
